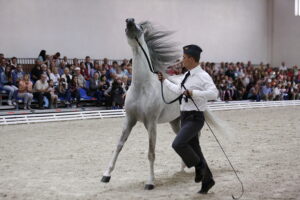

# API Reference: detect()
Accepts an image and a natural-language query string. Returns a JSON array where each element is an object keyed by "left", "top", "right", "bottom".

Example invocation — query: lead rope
[{"left": 135, "top": 37, "right": 244, "bottom": 199}]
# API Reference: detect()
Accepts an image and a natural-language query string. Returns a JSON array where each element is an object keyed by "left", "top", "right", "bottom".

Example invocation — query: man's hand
[
  {"left": 157, "top": 72, "right": 165, "bottom": 82},
  {"left": 183, "top": 90, "right": 193, "bottom": 97}
]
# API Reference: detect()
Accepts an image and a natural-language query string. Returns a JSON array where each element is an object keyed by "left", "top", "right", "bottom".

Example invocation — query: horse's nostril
[{"left": 126, "top": 18, "right": 135, "bottom": 25}]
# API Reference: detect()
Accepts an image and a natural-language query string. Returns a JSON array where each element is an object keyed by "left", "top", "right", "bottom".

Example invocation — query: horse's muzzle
[{"left": 126, "top": 18, "right": 135, "bottom": 28}]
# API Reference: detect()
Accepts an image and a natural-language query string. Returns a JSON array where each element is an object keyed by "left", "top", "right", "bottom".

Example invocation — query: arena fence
[
  {"left": 0, "top": 100, "right": 299, "bottom": 125},
  {"left": 17, "top": 58, "right": 124, "bottom": 65}
]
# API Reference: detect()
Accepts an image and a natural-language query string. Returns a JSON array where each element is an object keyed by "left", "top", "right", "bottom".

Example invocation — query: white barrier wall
[
  {"left": 272, "top": 0, "right": 300, "bottom": 67},
  {"left": 0, "top": 0, "right": 271, "bottom": 63}
]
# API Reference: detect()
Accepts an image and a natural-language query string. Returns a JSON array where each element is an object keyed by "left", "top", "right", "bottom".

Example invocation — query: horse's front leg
[
  {"left": 144, "top": 122, "right": 157, "bottom": 190},
  {"left": 101, "top": 115, "right": 137, "bottom": 183}
]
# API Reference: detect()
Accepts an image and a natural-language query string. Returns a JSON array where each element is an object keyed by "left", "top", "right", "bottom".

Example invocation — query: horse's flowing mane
[{"left": 140, "top": 21, "right": 181, "bottom": 72}]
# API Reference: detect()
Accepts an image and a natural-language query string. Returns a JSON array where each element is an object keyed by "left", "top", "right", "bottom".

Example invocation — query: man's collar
[{"left": 189, "top": 64, "right": 202, "bottom": 75}]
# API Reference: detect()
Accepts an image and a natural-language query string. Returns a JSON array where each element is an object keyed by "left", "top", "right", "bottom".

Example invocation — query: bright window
[{"left": 296, "top": 0, "right": 300, "bottom": 16}]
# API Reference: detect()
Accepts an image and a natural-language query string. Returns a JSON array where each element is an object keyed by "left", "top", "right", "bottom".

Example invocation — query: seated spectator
[
  {"left": 61, "top": 67, "right": 72, "bottom": 85},
  {"left": 17, "top": 74, "right": 33, "bottom": 109},
  {"left": 84, "top": 56, "right": 94, "bottom": 75},
  {"left": 261, "top": 82, "right": 273, "bottom": 101},
  {"left": 48, "top": 80, "right": 58, "bottom": 108},
  {"left": 58, "top": 60, "right": 67, "bottom": 76},
  {"left": 109, "top": 61, "right": 119, "bottom": 80},
  {"left": 0, "top": 57, "right": 7, "bottom": 73},
  {"left": 279, "top": 62, "right": 287, "bottom": 71},
  {"left": 0, "top": 65, "right": 18, "bottom": 105},
  {"left": 49, "top": 67, "right": 60, "bottom": 87},
  {"left": 62, "top": 56, "right": 69, "bottom": 66},
  {"left": 56, "top": 78, "right": 71, "bottom": 105},
  {"left": 73, "top": 58, "right": 80, "bottom": 68},
  {"left": 88, "top": 73, "right": 101, "bottom": 105},
  {"left": 79, "top": 62, "right": 90, "bottom": 80},
  {"left": 69, "top": 75, "right": 81, "bottom": 107},
  {"left": 40, "top": 64, "right": 51, "bottom": 80},
  {"left": 272, "top": 83, "right": 281, "bottom": 100},
  {"left": 102, "top": 57, "right": 111, "bottom": 70},
  {"left": 10, "top": 57, "right": 18, "bottom": 69},
  {"left": 248, "top": 83, "right": 261, "bottom": 101},
  {"left": 105, "top": 78, "right": 126, "bottom": 109},
  {"left": 115, "top": 65, "right": 126, "bottom": 79},
  {"left": 74, "top": 67, "right": 86, "bottom": 89},
  {"left": 12, "top": 64, "right": 25, "bottom": 86},
  {"left": 37, "top": 50, "right": 47, "bottom": 63},
  {"left": 33, "top": 74, "right": 52, "bottom": 109},
  {"left": 52, "top": 52, "right": 61, "bottom": 66},
  {"left": 90, "top": 62, "right": 101, "bottom": 78},
  {"left": 31, "top": 62, "right": 43, "bottom": 83},
  {"left": 99, "top": 74, "right": 110, "bottom": 106}
]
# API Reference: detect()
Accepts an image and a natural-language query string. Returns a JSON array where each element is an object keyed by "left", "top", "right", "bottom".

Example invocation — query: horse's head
[{"left": 125, "top": 18, "right": 144, "bottom": 46}]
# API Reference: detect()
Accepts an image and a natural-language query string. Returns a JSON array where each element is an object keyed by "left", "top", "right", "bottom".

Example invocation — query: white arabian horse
[{"left": 101, "top": 18, "right": 222, "bottom": 190}]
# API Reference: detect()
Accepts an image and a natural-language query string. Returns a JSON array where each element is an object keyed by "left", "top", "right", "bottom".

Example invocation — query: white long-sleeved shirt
[{"left": 163, "top": 65, "right": 218, "bottom": 111}]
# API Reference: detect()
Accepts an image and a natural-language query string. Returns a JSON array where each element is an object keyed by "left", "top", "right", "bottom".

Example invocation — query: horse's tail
[{"left": 204, "top": 109, "right": 234, "bottom": 140}]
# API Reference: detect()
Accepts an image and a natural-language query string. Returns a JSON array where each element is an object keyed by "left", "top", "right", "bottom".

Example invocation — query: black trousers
[
  {"left": 33, "top": 92, "right": 52, "bottom": 108},
  {"left": 172, "top": 111, "right": 212, "bottom": 180}
]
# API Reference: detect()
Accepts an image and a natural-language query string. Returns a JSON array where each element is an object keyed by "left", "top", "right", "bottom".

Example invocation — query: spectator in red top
[
  {"left": 80, "top": 62, "right": 90, "bottom": 80},
  {"left": 84, "top": 56, "right": 93, "bottom": 76}
]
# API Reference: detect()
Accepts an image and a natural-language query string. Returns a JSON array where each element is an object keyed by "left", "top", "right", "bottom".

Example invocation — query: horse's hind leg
[
  {"left": 144, "top": 122, "right": 157, "bottom": 190},
  {"left": 101, "top": 115, "right": 137, "bottom": 183},
  {"left": 169, "top": 117, "right": 186, "bottom": 171}
]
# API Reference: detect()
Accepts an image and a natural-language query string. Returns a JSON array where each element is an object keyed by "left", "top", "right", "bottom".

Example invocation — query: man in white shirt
[
  {"left": 33, "top": 74, "right": 51, "bottom": 109},
  {"left": 279, "top": 62, "right": 287, "bottom": 71},
  {"left": 158, "top": 44, "right": 218, "bottom": 194}
]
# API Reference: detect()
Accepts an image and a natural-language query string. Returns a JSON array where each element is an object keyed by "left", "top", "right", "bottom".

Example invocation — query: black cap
[{"left": 183, "top": 44, "right": 202, "bottom": 62}]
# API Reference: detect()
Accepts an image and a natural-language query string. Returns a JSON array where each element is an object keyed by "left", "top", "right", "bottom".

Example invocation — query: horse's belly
[{"left": 157, "top": 103, "right": 180, "bottom": 123}]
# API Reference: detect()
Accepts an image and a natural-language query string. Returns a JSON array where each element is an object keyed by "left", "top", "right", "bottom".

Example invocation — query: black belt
[{"left": 181, "top": 110, "right": 203, "bottom": 114}]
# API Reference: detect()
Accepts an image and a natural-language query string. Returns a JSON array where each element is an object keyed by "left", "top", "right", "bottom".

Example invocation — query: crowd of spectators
[
  {"left": 0, "top": 51, "right": 300, "bottom": 110},
  {"left": 0, "top": 51, "right": 131, "bottom": 109},
  {"left": 167, "top": 61, "right": 300, "bottom": 101}
]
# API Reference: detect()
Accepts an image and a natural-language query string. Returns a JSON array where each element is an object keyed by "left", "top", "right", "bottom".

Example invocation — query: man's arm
[
  {"left": 157, "top": 72, "right": 182, "bottom": 95},
  {"left": 192, "top": 74, "right": 218, "bottom": 101}
]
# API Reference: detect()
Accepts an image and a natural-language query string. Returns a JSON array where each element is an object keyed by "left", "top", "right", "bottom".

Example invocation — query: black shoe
[
  {"left": 198, "top": 178, "right": 215, "bottom": 194},
  {"left": 195, "top": 166, "right": 204, "bottom": 183}
]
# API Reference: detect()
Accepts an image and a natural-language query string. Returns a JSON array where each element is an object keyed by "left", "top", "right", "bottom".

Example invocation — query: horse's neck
[{"left": 131, "top": 47, "right": 157, "bottom": 87}]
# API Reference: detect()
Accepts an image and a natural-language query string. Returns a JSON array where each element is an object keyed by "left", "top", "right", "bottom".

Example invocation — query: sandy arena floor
[{"left": 0, "top": 107, "right": 299, "bottom": 200}]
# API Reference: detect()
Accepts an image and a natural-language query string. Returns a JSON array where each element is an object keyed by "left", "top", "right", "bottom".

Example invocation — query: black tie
[
  {"left": 181, "top": 71, "right": 190, "bottom": 87},
  {"left": 179, "top": 71, "right": 191, "bottom": 104}
]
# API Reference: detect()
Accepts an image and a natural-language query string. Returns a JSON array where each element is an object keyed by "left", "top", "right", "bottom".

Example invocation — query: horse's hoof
[
  {"left": 101, "top": 176, "right": 111, "bottom": 183},
  {"left": 144, "top": 184, "right": 155, "bottom": 190}
]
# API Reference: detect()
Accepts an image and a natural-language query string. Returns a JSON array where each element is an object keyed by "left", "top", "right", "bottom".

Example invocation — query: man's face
[
  {"left": 64, "top": 68, "right": 69, "bottom": 74},
  {"left": 182, "top": 54, "right": 193, "bottom": 70},
  {"left": 17, "top": 65, "right": 22, "bottom": 71},
  {"left": 41, "top": 75, "right": 47, "bottom": 82}
]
